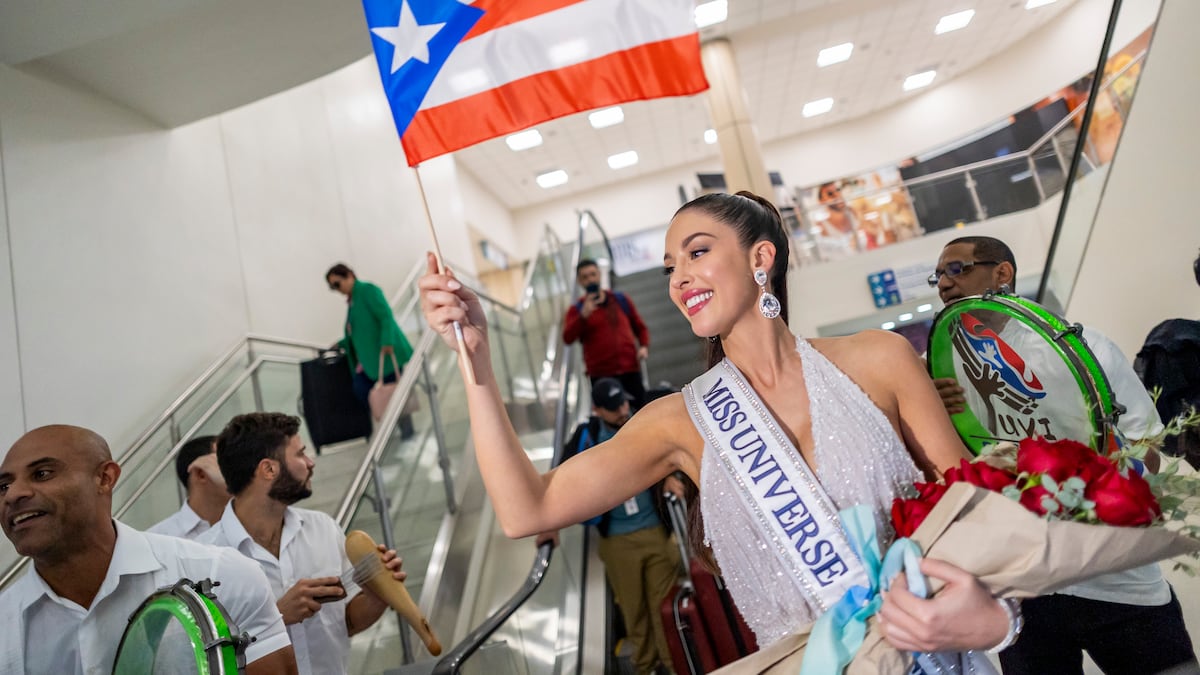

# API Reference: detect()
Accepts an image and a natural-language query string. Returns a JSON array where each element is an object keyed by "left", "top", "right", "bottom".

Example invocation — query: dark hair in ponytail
[
  {"left": 674, "top": 191, "right": 790, "bottom": 369},
  {"left": 671, "top": 190, "right": 791, "bottom": 571}
]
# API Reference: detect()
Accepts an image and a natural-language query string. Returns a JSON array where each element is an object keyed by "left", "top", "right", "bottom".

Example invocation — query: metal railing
[
  {"left": 793, "top": 50, "right": 1147, "bottom": 256},
  {"left": 429, "top": 208, "right": 620, "bottom": 674}
]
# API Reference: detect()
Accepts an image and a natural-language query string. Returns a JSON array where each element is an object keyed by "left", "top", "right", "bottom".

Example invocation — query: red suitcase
[{"left": 660, "top": 494, "right": 759, "bottom": 674}]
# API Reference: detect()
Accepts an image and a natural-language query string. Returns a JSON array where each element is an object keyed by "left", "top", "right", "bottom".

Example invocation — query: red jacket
[{"left": 562, "top": 292, "right": 650, "bottom": 377}]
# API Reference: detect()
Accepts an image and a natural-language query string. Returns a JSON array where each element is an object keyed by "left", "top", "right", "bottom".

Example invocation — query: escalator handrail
[
  {"left": 333, "top": 329, "right": 439, "bottom": 530},
  {"left": 574, "top": 209, "right": 616, "bottom": 273},
  {"left": 431, "top": 343, "right": 579, "bottom": 675},
  {"left": 116, "top": 333, "right": 327, "bottom": 467},
  {"left": 430, "top": 543, "right": 554, "bottom": 675}
]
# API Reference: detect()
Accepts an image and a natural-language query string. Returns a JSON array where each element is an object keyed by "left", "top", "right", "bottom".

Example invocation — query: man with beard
[{"left": 199, "top": 412, "right": 406, "bottom": 675}]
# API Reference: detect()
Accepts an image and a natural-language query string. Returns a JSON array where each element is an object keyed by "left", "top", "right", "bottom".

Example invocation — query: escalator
[{"left": 0, "top": 222, "right": 582, "bottom": 674}]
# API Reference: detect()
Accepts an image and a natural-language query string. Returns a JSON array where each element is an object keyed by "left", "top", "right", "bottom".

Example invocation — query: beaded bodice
[{"left": 693, "top": 337, "right": 923, "bottom": 647}]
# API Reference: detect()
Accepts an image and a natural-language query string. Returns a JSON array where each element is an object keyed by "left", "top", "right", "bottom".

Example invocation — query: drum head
[
  {"left": 113, "top": 578, "right": 245, "bottom": 675},
  {"left": 927, "top": 294, "right": 1116, "bottom": 454}
]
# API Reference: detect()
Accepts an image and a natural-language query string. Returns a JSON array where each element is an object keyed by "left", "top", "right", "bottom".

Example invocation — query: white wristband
[{"left": 986, "top": 597, "right": 1023, "bottom": 654}]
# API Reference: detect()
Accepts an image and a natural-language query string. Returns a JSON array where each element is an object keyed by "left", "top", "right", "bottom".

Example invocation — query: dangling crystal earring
[{"left": 755, "top": 269, "right": 781, "bottom": 319}]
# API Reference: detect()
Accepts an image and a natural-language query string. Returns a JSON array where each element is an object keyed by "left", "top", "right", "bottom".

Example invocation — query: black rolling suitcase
[
  {"left": 660, "top": 493, "right": 758, "bottom": 674},
  {"left": 299, "top": 350, "right": 372, "bottom": 453}
]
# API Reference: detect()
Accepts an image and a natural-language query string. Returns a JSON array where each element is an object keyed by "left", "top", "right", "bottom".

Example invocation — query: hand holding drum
[{"left": 345, "top": 530, "right": 442, "bottom": 656}]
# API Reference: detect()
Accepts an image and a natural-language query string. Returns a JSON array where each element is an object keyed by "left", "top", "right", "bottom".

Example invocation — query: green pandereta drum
[
  {"left": 112, "top": 578, "right": 252, "bottom": 674},
  {"left": 926, "top": 290, "right": 1124, "bottom": 455}
]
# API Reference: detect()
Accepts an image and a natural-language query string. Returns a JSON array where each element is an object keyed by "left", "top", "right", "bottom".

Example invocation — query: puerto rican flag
[{"left": 362, "top": 0, "right": 710, "bottom": 166}]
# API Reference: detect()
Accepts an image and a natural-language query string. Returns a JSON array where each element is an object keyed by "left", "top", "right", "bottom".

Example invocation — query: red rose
[
  {"left": 891, "top": 481, "right": 948, "bottom": 538},
  {"left": 1016, "top": 437, "right": 1113, "bottom": 484},
  {"left": 1085, "top": 467, "right": 1162, "bottom": 526},
  {"left": 1019, "top": 483, "right": 1053, "bottom": 516},
  {"left": 944, "top": 459, "right": 1018, "bottom": 492}
]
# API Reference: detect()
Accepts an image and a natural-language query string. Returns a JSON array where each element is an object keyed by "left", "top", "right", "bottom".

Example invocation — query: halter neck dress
[{"left": 689, "top": 336, "right": 924, "bottom": 646}]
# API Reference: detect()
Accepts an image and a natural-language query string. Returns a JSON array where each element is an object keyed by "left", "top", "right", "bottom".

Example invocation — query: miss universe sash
[{"left": 684, "top": 360, "right": 868, "bottom": 613}]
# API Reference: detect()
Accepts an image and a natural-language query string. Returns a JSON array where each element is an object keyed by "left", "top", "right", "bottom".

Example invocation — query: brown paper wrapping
[{"left": 713, "top": 483, "right": 1200, "bottom": 674}]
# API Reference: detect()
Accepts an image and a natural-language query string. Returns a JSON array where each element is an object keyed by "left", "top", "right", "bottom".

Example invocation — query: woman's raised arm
[{"left": 419, "top": 253, "right": 698, "bottom": 537}]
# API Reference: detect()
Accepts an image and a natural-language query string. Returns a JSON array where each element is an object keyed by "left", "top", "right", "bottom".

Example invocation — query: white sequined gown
[{"left": 695, "top": 337, "right": 924, "bottom": 647}]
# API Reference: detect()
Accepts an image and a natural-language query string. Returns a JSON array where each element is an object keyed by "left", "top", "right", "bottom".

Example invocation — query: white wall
[
  {"left": 0, "top": 140, "right": 25, "bottom": 447},
  {"left": 459, "top": 165, "right": 519, "bottom": 258},
  {"left": 509, "top": 0, "right": 1158, "bottom": 260},
  {"left": 0, "top": 55, "right": 505, "bottom": 452},
  {"left": 1065, "top": 0, "right": 1200, "bottom": 357}
]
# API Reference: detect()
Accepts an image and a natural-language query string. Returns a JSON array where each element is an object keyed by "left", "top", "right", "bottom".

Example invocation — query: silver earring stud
[{"left": 756, "top": 269, "right": 781, "bottom": 319}]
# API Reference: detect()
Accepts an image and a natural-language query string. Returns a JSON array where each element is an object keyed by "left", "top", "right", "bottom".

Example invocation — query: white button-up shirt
[
  {"left": 200, "top": 502, "right": 359, "bottom": 675},
  {"left": 146, "top": 501, "right": 211, "bottom": 540},
  {"left": 0, "top": 520, "right": 290, "bottom": 675}
]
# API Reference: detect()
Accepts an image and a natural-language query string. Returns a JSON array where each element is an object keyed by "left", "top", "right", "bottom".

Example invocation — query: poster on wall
[{"left": 793, "top": 166, "right": 923, "bottom": 262}]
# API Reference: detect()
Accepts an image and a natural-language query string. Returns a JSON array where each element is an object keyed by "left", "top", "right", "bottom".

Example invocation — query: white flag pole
[{"left": 412, "top": 165, "right": 477, "bottom": 386}]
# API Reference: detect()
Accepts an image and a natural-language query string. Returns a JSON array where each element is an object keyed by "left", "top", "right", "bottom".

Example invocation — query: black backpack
[{"left": 1135, "top": 318, "right": 1200, "bottom": 464}]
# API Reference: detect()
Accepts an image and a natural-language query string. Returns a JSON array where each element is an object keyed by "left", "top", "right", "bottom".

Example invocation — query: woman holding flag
[{"left": 420, "top": 192, "right": 1013, "bottom": 667}]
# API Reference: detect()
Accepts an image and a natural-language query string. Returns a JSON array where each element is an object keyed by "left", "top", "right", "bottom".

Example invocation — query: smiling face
[
  {"left": 663, "top": 210, "right": 763, "bottom": 339},
  {"left": 0, "top": 426, "right": 119, "bottom": 563}
]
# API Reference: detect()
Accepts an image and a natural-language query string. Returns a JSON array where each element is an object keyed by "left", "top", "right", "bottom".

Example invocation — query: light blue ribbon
[{"left": 798, "top": 505, "right": 927, "bottom": 675}]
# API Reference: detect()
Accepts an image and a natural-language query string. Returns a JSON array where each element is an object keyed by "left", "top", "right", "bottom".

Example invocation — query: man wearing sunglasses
[{"left": 930, "top": 236, "right": 1195, "bottom": 675}]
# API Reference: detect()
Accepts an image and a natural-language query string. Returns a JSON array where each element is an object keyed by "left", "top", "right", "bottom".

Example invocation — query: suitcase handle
[{"left": 664, "top": 492, "right": 694, "bottom": 587}]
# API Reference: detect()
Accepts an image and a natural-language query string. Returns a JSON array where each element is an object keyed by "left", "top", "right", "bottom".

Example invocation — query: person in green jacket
[{"left": 326, "top": 263, "right": 415, "bottom": 438}]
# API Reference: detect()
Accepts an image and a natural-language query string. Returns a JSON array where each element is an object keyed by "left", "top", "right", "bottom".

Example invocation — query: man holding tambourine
[
  {"left": 927, "top": 236, "right": 1195, "bottom": 674},
  {"left": 0, "top": 425, "right": 298, "bottom": 674}
]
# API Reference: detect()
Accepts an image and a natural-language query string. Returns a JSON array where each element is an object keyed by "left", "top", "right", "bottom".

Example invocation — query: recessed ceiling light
[
  {"left": 935, "top": 9, "right": 975, "bottom": 34},
  {"left": 817, "top": 42, "right": 854, "bottom": 67},
  {"left": 1025, "top": 0, "right": 1056, "bottom": 7},
  {"left": 694, "top": 0, "right": 728, "bottom": 28},
  {"left": 505, "top": 129, "right": 543, "bottom": 151},
  {"left": 607, "top": 150, "right": 639, "bottom": 170},
  {"left": 899, "top": 313, "right": 914, "bottom": 322},
  {"left": 917, "top": 304, "right": 934, "bottom": 313},
  {"left": 704, "top": 129, "right": 718, "bottom": 144},
  {"left": 872, "top": 194, "right": 893, "bottom": 206},
  {"left": 802, "top": 97, "right": 834, "bottom": 118},
  {"left": 903, "top": 70, "right": 937, "bottom": 91},
  {"left": 588, "top": 106, "right": 624, "bottom": 129},
  {"left": 536, "top": 170, "right": 568, "bottom": 189},
  {"left": 881, "top": 321, "right": 897, "bottom": 330}
]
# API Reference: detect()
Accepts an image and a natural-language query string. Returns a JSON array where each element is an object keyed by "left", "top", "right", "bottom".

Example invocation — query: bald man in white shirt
[{"left": 0, "top": 425, "right": 298, "bottom": 674}]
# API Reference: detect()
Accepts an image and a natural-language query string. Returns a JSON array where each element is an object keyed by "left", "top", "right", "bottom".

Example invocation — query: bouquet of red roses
[
  {"left": 710, "top": 438, "right": 1200, "bottom": 675},
  {"left": 892, "top": 437, "right": 1167, "bottom": 538}
]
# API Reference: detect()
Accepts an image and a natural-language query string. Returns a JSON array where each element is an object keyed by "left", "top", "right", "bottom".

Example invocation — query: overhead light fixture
[
  {"left": 935, "top": 9, "right": 975, "bottom": 34},
  {"left": 899, "top": 313, "right": 914, "bottom": 322},
  {"left": 704, "top": 129, "right": 718, "bottom": 145},
  {"left": 903, "top": 70, "right": 937, "bottom": 91},
  {"left": 505, "top": 129, "right": 543, "bottom": 151},
  {"left": 802, "top": 97, "right": 834, "bottom": 118},
  {"left": 607, "top": 150, "right": 639, "bottom": 169},
  {"left": 694, "top": 0, "right": 728, "bottom": 28},
  {"left": 872, "top": 194, "right": 893, "bottom": 206},
  {"left": 881, "top": 321, "right": 897, "bottom": 330},
  {"left": 817, "top": 42, "right": 854, "bottom": 67},
  {"left": 1025, "top": 0, "right": 1056, "bottom": 7},
  {"left": 588, "top": 106, "right": 624, "bottom": 129},
  {"left": 536, "top": 170, "right": 568, "bottom": 189},
  {"left": 917, "top": 303, "right": 934, "bottom": 313}
]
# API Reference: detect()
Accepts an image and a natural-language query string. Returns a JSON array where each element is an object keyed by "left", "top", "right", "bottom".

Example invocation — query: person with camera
[{"left": 563, "top": 259, "right": 650, "bottom": 408}]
